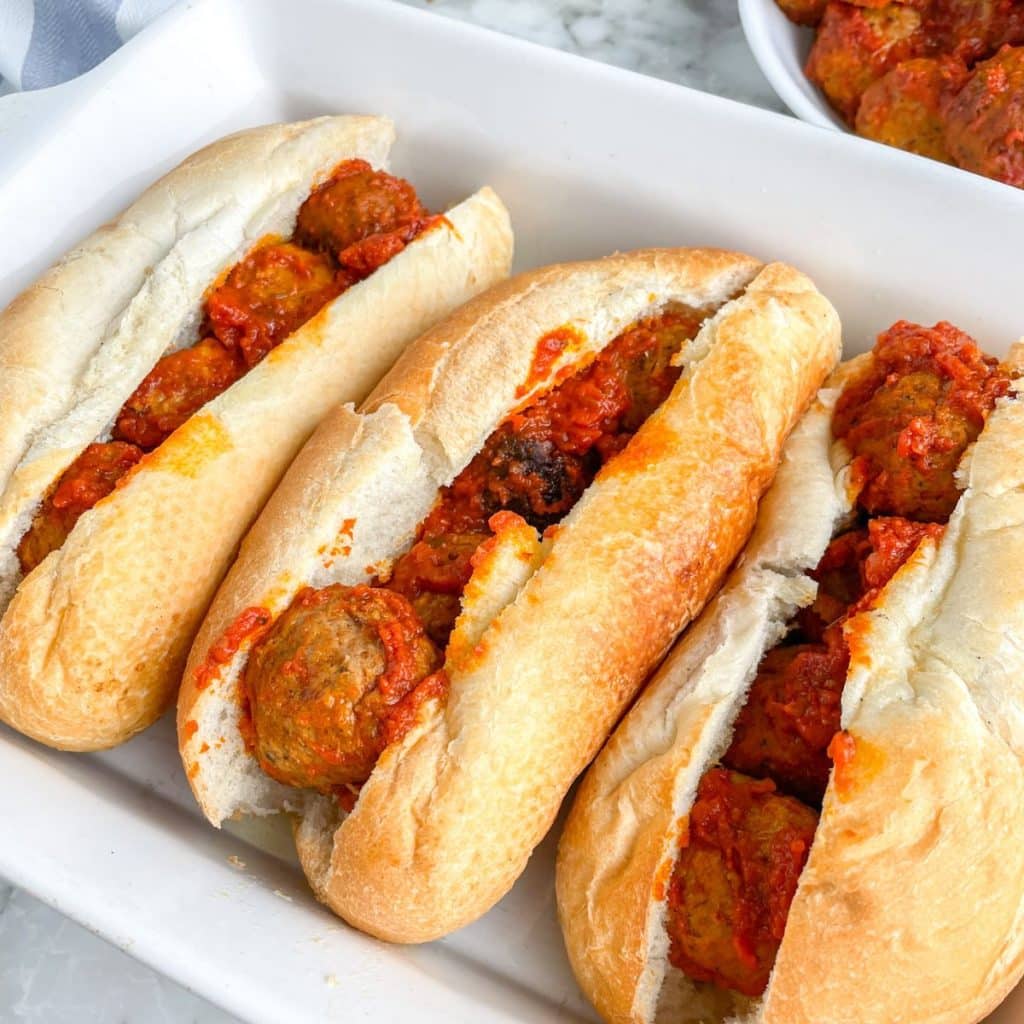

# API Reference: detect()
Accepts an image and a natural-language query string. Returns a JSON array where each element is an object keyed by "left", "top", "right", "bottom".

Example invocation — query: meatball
[
  {"left": 205, "top": 241, "right": 344, "bottom": 367},
  {"left": 799, "top": 517, "right": 946, "bottom": 637},
  {"left": 478, "top": 432, "right": 593, "bottom": 530},
  {"left": 114, "top": 337, "right": 244, "bottom": 449},
  {"left": 944, "top": 45, "right": 1024, "bottom": 187},
  {"left": 925, "top": 1, "right": 1024, "bottom": 64},
  {"left": 776, "top": 0, "right": 829, "bottom": 28},
  {"left": 666, "top": 769, "right": 819, "bottom": 998},
  {"left": 726, "top": 516, "right": 943, "bottom": 804},
  {"left": 294, "top": 159, "right": 428, "bottom": 262},
  {"left": 806, "top": 2, "right": 926, "bottom": 123},
  {"left": 245, "top": 584, "right": 440, "bottom": 791},
  {"left": 433, "top": 429, "right": 594, "bottom": 537},
  {"left": 855, "top": 56, "right": 969, "bottom": 160},
  {"left": 16, "top": 441, "right": 143, "bottom": 574},
  {"left": 722, "top": 632, "right": 848, "bottom": 805},
  {"left": 614, "top": 311, "right": 698, "bottom": 432},
  {"left": 385, "top": 531, "right": 491, "bottom": 646},
  {"left": 833, "top": 320, "right": 1009, "bottom": 521}
]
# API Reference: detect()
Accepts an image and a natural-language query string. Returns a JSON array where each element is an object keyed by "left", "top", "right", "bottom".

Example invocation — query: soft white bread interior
[
  {"left": 180, "top": 248, "right": 841, "bottom": 943},
  {"left": 0, "top": 169, "right": 513, "bottom": 750},
  {"left": 557, "top": 351, "right": 1024, "bottom": 1024},
  {"left": 0, "top": 115, "right": 393, "bottom": 609}
]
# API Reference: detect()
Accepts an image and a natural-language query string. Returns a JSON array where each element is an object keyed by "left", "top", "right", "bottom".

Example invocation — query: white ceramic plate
[
  {"left": 1, "top": 0, "right": 1023, "bottom": 1020},
  {"left": 739, "top": 0, "right": 844, "bottom": 129}
]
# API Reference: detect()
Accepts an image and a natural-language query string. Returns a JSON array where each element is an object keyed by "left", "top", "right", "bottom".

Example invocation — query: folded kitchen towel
[{"left": 0, "top": 0, "right": 179, "bottom": 91}]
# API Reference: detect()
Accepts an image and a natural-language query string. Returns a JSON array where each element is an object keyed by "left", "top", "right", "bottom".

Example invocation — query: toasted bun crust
[
  {"left": 180, "top": 248, "right": 841, "bottom": 942},
  {"left": 557, "top": 354, "right": 1024, "bottom": 1024},
  {"left": 0, "top": 116, "right": 513, "bottom": 750}
]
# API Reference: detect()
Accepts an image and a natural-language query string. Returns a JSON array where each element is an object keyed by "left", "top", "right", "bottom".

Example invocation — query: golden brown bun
[
  {"left": 180, "top": 248, "right": 840, "bottom": 943},
  {"left": 0, "top": 115, "right": 513, "bottom": 751},
  {"left": 556, "top": 354, "right": 1024, "bottom": 1024}
]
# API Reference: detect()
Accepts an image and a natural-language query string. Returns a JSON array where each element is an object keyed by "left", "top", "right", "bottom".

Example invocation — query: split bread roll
[
  {"left": 0, "top": 115, "right": 513, "bottom": 751},
  {"left": 557, "top": 327, "right": 1024, "bottom": 1024},
  {"left": 179, "top": 247, "right": 841, "bottom": 942}
]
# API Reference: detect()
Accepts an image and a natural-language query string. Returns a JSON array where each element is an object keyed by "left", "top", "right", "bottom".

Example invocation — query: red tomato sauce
[
  {"left": 382, "top": 669, "right": 450, "bottom": 747},
  {"left": 193, "top": 607, "right": 273, "bottom": 692},
  {"left": 515, "top": 326, "right": 583, "bottom": 399},
  {"left": 15, "top": 442, "right": 144, "bottom": 575}
]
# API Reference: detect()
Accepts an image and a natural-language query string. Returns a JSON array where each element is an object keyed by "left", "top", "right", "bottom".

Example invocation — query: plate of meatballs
[{"left": 740, "top": 0, "right": 1024, "bottom": 188}]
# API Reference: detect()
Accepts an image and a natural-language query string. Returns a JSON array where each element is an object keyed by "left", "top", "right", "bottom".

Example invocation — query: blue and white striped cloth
[{"left": 0, "top": 0, "right": 179, "bottom": 92}]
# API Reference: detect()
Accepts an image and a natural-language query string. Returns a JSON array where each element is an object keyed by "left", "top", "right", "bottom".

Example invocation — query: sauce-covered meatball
[
  {"left": 724, "top": 518, "right": 943, "bottom": 805},
  {"left": 806, "top": 2, "right": 926, "bottom": 123},
  {"left": 206, "top": 241, "right": 344, "bottom": 367},
  {"left": 722, "top": 635, "right": 849, "bottom": 807},
  {"left": 944, "top": 45, "right": 1024, "bottom": 187},
  {"left": 244, "top": 584, "right": 440, "bottom": 791},
  {"left": 16, "top": 441, "right": 143, "bottom": 575},
  {"left": 476, "top": 431, "right": 594, "bottom": 531},
  {"left": 833, "top": 320, "right": 1010, "bottom": 521},
  {"left": 666, "top": 769, "right": 818, "bottom": 998},
  {"left": 856, "top": 55, "right": 969, "bottom": 160},
  {"left": 115, "top": 336, "right": 245, "bottom": 449},
  {"left": 777, "top": 0, "right": 829, "bottom": 27},
  {"left": 385, "top": 531, "right": 491, "bottom": 647},
  {"left": 926, "top": 0, "right": 1024, "bottom": 64},
  {"left": 615, "top": 311, "right": 696, "bottom": 432},
  {"left": 295, "top": 159, "right": 428, "bottom": 263}
]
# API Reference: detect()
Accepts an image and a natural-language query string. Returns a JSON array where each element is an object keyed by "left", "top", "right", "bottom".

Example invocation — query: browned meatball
[
  {"left": 833, "top": 320, "right": 1010, "bottom": 521},
  {"left": 295, "top": 159, "right": 428, "bottom": 259},
  {"left": 926, "top": 1, "right": 1024, "bottom": 64},
  {"left": 614, "top": 311, "right": 697, "bottom": 432},
  {"left": 944, "top": 45, "right": 1024, "bottom": 187},
  {"left": 476, "top": 432, "right": 594, "bottom": 531},
  {"left": 776, "top": 0, "right": 829, "bottom": 27},
  {"left": 855, "top": 55, "right": 969, "bottom": 160},
  {"left": 16, "top": 441, "right": 143, "bottom": 574},
  {"left": 806, "top": 2, "right": 927, "bottom": 123},
  {"left": 205, "top": 241, "right": 344, "bottom": 368},
  {"left": 385, "top": 531, "right": 491, "bottom": 647},
  {"left": 666, "top": 769, "right": 819, "bottom": 998},
  {"left": 722, "top": 633, "right": 848, "bottom": 806},
  {"left": 245, "top": 584, "right": 440, "bottom": 791},
  {"left": 115, "top": 336, "right": 245, "bottom": 449}
]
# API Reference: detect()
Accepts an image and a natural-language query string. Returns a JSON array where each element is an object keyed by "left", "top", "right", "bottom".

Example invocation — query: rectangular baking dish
[{"left": 0, "top": 1, "right": 1021, "bottom": 1020}]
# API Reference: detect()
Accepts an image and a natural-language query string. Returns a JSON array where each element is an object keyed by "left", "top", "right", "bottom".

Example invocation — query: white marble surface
[{"left": 0, "top": 1, "right": 780, "bottom": 1021}]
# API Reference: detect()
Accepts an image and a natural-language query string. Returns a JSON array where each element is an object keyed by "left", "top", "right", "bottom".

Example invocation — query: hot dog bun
[
  {"left": 179, "top": 248, "right": 841, "bottom": 942},
  {"left": 556, "top": 350, "right": 1024, "bottom": 1024},
  {"left": 0, "top": 116, "right": 513, "bottom": 750}
]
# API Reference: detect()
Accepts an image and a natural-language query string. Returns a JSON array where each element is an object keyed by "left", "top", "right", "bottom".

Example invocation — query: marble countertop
[{"left": 0, "top": 2, "right": 782, "bottom": 1021}]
